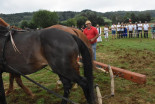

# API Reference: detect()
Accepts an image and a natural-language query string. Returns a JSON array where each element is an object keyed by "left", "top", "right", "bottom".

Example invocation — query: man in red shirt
[{"left": 83, "top": 20, "right": 99, "bottom": 60}]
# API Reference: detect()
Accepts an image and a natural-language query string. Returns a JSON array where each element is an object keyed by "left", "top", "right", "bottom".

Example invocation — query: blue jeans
[{"left": 91, "top": 43, "right": 97, "bottom": 60}]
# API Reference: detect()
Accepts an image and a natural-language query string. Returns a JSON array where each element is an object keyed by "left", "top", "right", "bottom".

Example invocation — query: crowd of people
[
  {"left": 81, "top": 20, "right": 155, "bottom": 60},
  {"left": 95, "top": 21, "right": 155, "bottom": 41}
]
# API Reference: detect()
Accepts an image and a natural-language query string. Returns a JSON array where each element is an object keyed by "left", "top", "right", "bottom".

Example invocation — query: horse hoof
[
  {"left": 57, "top": 80, "right": 62, "bottom": 85},
  {"left": 73, "top": 84, "right": 78, "bottom": 89},
  {"left": 31, "top": 94, "right": 35, "bottom": 99},
  {"left": 5, "top": 90, "right": 13, "bottom": 96}
]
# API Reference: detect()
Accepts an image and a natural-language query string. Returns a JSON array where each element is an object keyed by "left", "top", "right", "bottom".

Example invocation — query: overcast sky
[{"left": 0, "top": 0, "right": 155, "bottom": 14}]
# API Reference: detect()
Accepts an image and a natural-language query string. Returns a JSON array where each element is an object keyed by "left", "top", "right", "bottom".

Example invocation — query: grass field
[{"left": 2, "top": 32, "right": 155, "bottom": 104}]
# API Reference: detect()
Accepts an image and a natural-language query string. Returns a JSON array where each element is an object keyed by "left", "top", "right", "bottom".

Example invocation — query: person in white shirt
[
  {"left": 117, "top": 22, "right": 121, "bottom": 39},
  {"left": 104, "top": 25, "right": 109, "bottom": 41},
  {"left": 137, "top": 21, "right": 143, "bottom": 38},
  {"left": 143, "top": 21, "right": 149, "bottom": 38},
  {"left": 120, "top": 22, "right": 124, "bottom": 38},
  {"left": 124, "top": 23, "right": 128, "bottom": 38},
  {"left": 128, "top": 22, "right": 134, "bottom": 38},
  {"left": 151, "top": 23, "right": 155, "bottom": 39},
  {"left": 133, "top": 22, "right": 138, "bottom": 38},
  {"left": 96, "top": 24, "right": 102, "bottom": 42},
  {"left": 111, "top": 24, "right": 116, "bottom": 39}
]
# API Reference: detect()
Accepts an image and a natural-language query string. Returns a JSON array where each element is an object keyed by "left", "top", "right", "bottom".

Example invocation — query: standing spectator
[
  {"left": 133, "top": 22, "right": 138, "bottom": 38},
  {"left": 143, "top": 21, "right": 149, "bottom": 38},
  {"left": 137, "top": 21, "right": 143, "bottom": 38},
  {"left": 96, "top": 24, "right": 102, "bottom": 42},
  {"left": 124, "top": 23, "right": 128, "bottom": 38},
  {"left": 81, "top": 25, "right": 85, "bottom": 32},
  {"left": 120, "top": 22, "right": 124, "bottom": 38},
  {"left": 151, "top": 23, "right": 155, "bottom": 39},
  {"left": 128, "top": 22, "right": 134, "bottom": 38},
  {"left": 104, "top": 25, "right": 109, "bottom": 41},
  {"left": 83, "top": 20, "right": 99, "bottom": 60},
  {"left": 117, "top": 22, "right": 121, "bottom": 39},
  {"left": 111, "top": 24, "right": 116, "bottom": 39}
]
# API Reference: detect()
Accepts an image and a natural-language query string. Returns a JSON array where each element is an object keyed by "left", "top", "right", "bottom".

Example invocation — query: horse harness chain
[{"left": 0, "top": 29, "right": 77, "bottom": 104}]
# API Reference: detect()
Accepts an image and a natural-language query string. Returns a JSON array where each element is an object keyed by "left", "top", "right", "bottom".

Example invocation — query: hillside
[{"left": 0, "top": 9, "right": 155, "bottom": 26}]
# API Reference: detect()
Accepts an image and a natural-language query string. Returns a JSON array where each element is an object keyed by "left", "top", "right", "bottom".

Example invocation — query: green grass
[{"left": 2, "top": 32, "right": 155, "bottom": 104}]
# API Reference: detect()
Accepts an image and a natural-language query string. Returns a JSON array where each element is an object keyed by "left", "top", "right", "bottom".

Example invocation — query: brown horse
[
  {"left": 5, "top": 24, "right": 93, "bottom": 98},
  {"left": 0, "top": 18, "right": 95, "bottom": 104}
]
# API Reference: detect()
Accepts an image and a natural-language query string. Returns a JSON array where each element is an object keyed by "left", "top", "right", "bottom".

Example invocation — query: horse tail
[{"left": 71, "top": 35, "right": 95, "bottom": 104}]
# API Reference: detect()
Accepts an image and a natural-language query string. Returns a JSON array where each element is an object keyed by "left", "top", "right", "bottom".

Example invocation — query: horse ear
[{"left": 0, "top": 18, "right": 9, "bottom": 27}]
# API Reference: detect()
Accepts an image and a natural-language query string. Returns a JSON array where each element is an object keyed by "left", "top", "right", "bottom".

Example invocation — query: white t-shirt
[
  {"left": 128, "top": 25, "right": 133, "bottom": 31},
  {"left": 133, "top": 25, "right": 137, "bottom": 30},
  {"left": 111, "top": 25, "right": 116, "bottom": 31},
  {"left": 117, "top": 25, "right": 121, "bottom": 31},
  {"left": 121, "top": 25, "right": 124, "bottom": 31},
  {"left": 138, "top": 24, "right": 143, "bottom": 30},
  {"left": 143, "top": 24, "right": 149, "bottom": 31},
  {"left": 104, "top": 27, "right": 108, "bottom": 33}
]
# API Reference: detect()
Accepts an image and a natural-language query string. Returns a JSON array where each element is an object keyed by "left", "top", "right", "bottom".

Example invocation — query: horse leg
[
  {"left": 76, "top": 76, "right": 95, "bottom": 104},
  {"left": 0, "top": 72, "right": 7, "bottom": 104},
  {"left": 15, "top": 75, "right": 35, "bottom": 98},
  {"left": 5, "top": 73, "right": 14, "bottom": 96},
  {"left": 59, "top": 75, "right": 73, "bottom": 104}
]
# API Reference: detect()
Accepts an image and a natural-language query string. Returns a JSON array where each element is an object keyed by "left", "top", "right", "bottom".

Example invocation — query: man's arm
[{"left": 91, "top": 34, "right": 99, "bottom": 42}]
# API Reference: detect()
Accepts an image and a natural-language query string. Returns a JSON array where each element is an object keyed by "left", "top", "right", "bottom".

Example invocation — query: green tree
[
  {"left": 28, "top": 21, "right": 37, "bottom": 29},
  {"left": 112, "top": 15, "right": 117, "bottom": 24},
  {"left": 20, "top": 20, "right": 28, "bottom": 29},
  {"left": 76, "top": 16, "right": 88, "bottom": 28},
  {"left": 32, "top": 10, "right": 59, "bottom": 28},
  {"left": 131, "top": 13, "right": 138, "bottom": 23},
  {"left": 145, "top": 13, "right": 151, "bottom": 22},
  {"left": 66, "top": 18, "right": 77, "bottom": 26}
]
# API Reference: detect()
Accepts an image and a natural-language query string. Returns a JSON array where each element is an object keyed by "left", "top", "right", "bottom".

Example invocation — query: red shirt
[{"left": 83, "top": 26, "right": 98, "bottom": 44}]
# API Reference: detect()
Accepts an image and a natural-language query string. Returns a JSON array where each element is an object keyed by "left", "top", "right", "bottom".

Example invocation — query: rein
[{"left": 0, "top": 30, "right": 77, "bottom": 104}]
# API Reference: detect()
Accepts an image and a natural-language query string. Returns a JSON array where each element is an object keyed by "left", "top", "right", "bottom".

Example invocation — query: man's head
[
  {"left": 139, "top": 21, "right": 141, "bottom": 23},
  {"left": 85, "top": 20, "right": 92, "bottom": 29},
  {"left": 113, "top": 23, "right": 115, "bottom": 25},
  {"left": 145, "top": 21, "right": 147, "bottom": 23},
  {"left": 96, "top": 24, "right": 99, "bottom": 28},
  {"left": 135, "top": 22, "right": 137, "bottom": 24},
  {"left": 118, "top": 22, "right": 120, "bottom": 25}
]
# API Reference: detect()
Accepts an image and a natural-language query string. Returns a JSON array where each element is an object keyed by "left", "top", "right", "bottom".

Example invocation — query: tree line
[{"left": 0, "top": 9, "right": 154, "bottom": 29}]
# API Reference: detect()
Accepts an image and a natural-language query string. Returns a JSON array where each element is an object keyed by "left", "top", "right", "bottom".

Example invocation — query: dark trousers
[
  {"left": 138, "top": 30, "right": 142, "bottom": 38},
  {"left": 121, "top": 31, "right": 124, "bottom": 38},
  {"left": 117, "top": 31, "right": 121, "bottom": 39},
  {"left": 144, "top": 30, "right": 148, "bottom": 38},
  {"left": 129, "top": 31, "right": 133, "bottom": 38}
]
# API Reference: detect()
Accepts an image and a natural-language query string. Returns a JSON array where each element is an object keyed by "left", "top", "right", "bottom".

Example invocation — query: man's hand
[{"left": 90, "top": 38, "right": 95, "bottom": 42}]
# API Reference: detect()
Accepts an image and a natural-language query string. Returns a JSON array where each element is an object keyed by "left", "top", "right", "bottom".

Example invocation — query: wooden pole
[
  {"left": 95, "top": 84, "right": 102, "bottom": 104},
  {"left": 108, "top": 65, "right": 115, "bottom": 96}
]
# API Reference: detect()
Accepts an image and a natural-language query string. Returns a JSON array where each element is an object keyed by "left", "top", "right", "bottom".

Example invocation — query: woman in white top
[
  {"left": 133, "top": 22, "right": 138, "bottom": 38},
  {"left": 111, "top": 24, "right": 116, "bottom": 39},
  {"left": 120, "top": 23, "right": 124, "bottom": 38},
  {"left": 96, "top": 24, "right": 102, "bottom": 42},
  {"left": 117, "top": 22, "right": 121, "bottom": 39},
  {"left": 104, "top": 25, "right": 109, "bottom": 41},
  {"left": 128, "top": 22, "right": 134, "bottom": 38},
  {"left": 143, "top": 21, "right": 149, "bottom": 38},
  {"left": 137, "top": 21, "right": 143, "bottom": 38}
]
